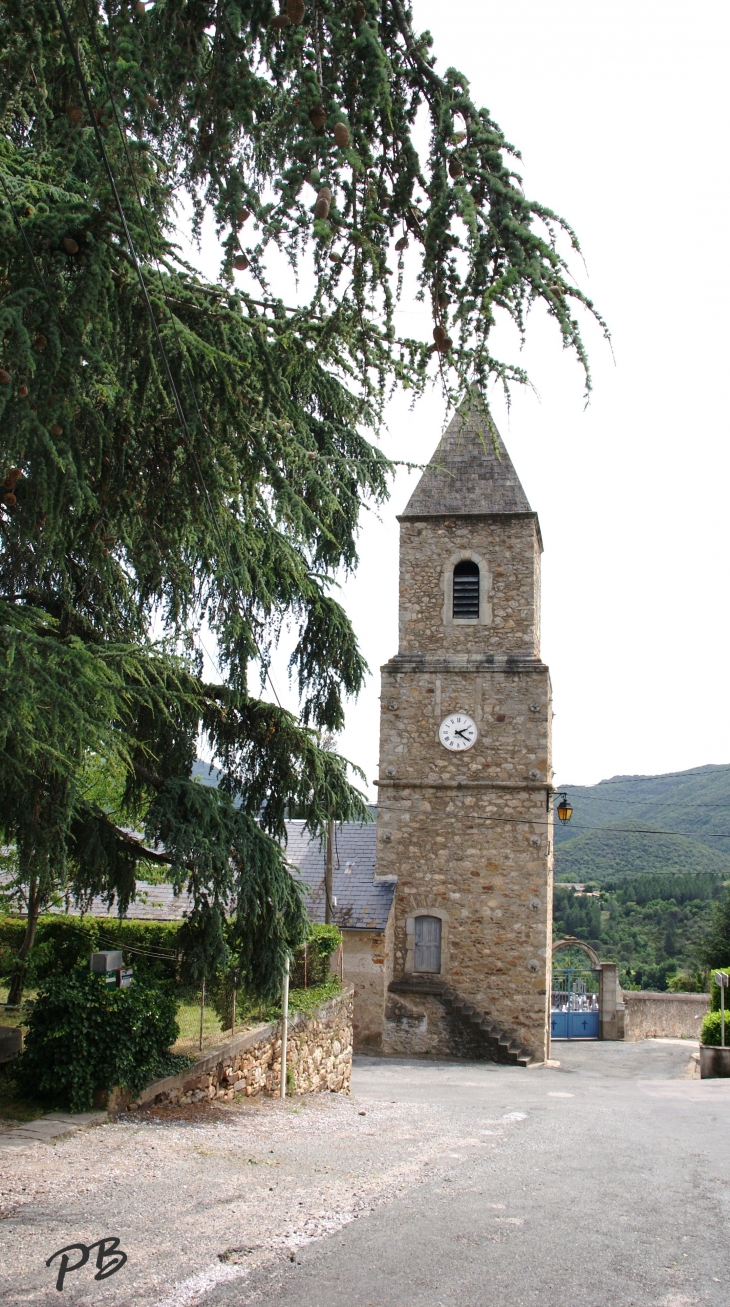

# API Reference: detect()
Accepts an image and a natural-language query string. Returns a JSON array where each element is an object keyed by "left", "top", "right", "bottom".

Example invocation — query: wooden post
[
  {"left": 280, "top": 956, "right": 290, "bottom": 1099},
  {"left": 199, "top": 977, "right": 205, "bottom": 1052},
  {"left": 231, "top": 987, "right": 236, "bottom": 1037}
]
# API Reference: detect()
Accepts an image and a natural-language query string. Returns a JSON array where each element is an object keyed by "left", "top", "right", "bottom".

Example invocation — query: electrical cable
[{"left": 376, "top": 803, "right": 730, "bottom": 840}]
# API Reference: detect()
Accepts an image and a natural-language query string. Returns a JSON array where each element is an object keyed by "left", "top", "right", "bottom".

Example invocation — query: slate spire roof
[{"left": 401, "top": 400, "right": 532, "bottom": 518}]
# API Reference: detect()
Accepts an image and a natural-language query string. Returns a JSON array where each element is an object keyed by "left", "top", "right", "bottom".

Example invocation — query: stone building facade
[
  {"left": 57, "top": 405, "right": 554, "bottom": 1064},
  {"left": 376, "top": 404, "right": 554, "bottom": 1063}
]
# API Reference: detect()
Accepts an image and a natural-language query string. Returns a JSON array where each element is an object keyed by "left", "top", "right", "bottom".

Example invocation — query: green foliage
[
  {"left": 0, "top": 0, "right": 597, "bottom": 1000},
  {"left": 555, "top": 764, "right": 730, "bottom": 878},
  {"left": 700, "top": 888, "right": 730, "bottom": 970},
  {"left": 553, "top": 875, "right": 722, "bottom": 992},
  {"left": 0, "top": 914, "right": 183, "bottom": 985},
  {"left": 553, "top": 887, "right": 602, "bottom": 944},
  {"left": 708, "top": 966, "right": 730, "bottom": 1013},
  {"left": 290, "top": 922, "right": 341, "bottom": 988},
  {"left": 667, "top": 971, "right": 702, "bottom": 993},
  {"left": 288, "top": 975, "right": 341, "bottom": 1017},
  {"left": 18, "top": 971, "right": 180, "bottom": 1111},
  {"left": 210, "top": 919, "right": 341, "bottom": 1026},
  {"left": 700, "top": 1009, "right": 728, "bottom": 1047}
]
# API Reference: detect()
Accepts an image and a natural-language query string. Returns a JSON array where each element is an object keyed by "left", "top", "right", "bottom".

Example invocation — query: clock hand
[{"left": 453, "top": 728, "right": 472, "bottom": 739}]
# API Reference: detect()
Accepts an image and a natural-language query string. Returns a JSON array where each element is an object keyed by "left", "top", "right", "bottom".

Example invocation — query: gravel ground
[
  {"left": 2, "top": 1040, "right": 725, "bottom": 1307},
  {"left": 0, "top": 1074, "right": 485, "bottom": 1307}
]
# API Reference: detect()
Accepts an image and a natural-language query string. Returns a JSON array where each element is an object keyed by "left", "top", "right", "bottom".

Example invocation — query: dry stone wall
[{"left": 131, "top": 987, "right": 353, "bottom": 1109}]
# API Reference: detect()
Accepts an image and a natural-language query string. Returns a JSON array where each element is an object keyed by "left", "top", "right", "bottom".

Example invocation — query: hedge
[
  {"left": 0, "top": 915, "right": 340, "bottom": 993},
  {"left": 0, "top": 916, "right": 182, "bottom": 987}
]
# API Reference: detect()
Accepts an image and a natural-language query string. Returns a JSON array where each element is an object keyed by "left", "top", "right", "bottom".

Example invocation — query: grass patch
[
  {"left": 234, "top": 977, "right": 342, "bottom": 1027},
  {"left": 170, "top": 998, "right": 226, "bottom": 1055}
]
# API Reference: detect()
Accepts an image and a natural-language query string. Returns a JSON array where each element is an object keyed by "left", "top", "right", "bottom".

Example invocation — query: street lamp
[{"left": 556, "top": 792, "right": 573, "bottom": 825}]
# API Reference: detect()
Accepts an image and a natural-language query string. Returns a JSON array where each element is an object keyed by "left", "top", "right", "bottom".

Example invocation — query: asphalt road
[{"left": 204, "top": 1041, "right": 730, "bottom": 1307}]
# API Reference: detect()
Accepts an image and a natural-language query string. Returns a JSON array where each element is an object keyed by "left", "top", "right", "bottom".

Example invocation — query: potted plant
[{"left": 699, "top": 970, "right": 730, "bottom": 1079}]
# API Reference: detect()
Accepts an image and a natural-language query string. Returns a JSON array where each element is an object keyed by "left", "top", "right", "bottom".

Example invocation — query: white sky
[{"left": 193, "top": 1, "right": 730, "bottom": 801}]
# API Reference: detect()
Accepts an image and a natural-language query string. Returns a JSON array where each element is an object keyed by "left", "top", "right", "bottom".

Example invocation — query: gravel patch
[{"left": 0, "top": 1088, "right": 484, "bottom": 1307}]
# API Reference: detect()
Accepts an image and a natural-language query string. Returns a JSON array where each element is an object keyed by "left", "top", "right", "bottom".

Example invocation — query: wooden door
[{"left": 414, "top": 916, "right": 442, "bottom": 973}]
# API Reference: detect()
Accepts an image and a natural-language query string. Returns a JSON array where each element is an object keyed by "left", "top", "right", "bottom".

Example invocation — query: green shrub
[
  {"left": 700, "top": 1009, "right": 729, "bottom": 1047},
  {"left": 668, "top": 971, "right": 701, "bottom": 993},
  {"left": 18, "top": 972, "right": 180, "bottom": 1111},
  {"left": 290, "top": 923, "right": 342, "bottom": 989}
]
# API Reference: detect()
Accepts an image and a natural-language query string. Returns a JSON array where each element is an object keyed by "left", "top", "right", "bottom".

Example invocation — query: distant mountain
[{"left": 554, "top": 764, "right": 730, "bottom": 882}]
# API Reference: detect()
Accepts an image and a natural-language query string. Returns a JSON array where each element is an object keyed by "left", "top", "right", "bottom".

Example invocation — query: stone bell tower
[{"left": 376, "top": 402, "right": 553, "bottom": 1064}]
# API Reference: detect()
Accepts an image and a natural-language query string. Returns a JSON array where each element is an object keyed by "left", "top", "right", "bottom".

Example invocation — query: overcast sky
[{"left": 194, "top": 2, "right": 730, "bottom": 801}]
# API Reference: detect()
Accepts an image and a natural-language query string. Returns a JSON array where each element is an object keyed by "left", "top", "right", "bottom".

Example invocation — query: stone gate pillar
[{"left": 599, "top": 963, "right": 625, "bottom": 1040}]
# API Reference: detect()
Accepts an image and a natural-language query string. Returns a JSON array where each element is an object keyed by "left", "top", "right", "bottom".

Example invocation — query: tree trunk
[{"left": 6, "top": 878, "right": 41, "bottom": 1006}]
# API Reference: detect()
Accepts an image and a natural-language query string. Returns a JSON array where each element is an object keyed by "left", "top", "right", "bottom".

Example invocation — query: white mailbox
[{"left": 90, "top": 951, "right": 123, "bottom": 973}]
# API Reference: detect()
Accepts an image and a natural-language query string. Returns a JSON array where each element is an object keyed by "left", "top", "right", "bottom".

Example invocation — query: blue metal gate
[{"left": 551, "top": 962, "right": 600, "bottom": 1040}]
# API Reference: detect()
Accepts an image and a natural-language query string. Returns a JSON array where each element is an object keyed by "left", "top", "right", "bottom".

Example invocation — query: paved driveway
[
  {"left": 2, "top": 1041, "right": 729, "bottom": 1307},
  {"left": 205, "top": 1041, "right": 730, "bottom": 1307}
]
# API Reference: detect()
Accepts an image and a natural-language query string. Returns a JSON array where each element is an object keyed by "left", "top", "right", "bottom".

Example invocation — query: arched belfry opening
[{"left": 452, "top": 559, "right": 480, "bottom": 619}]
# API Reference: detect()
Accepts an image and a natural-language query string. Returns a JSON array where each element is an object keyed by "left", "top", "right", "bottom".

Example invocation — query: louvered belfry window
[{"left": 453, "top": 560, "right": 480, "bottom": 619}]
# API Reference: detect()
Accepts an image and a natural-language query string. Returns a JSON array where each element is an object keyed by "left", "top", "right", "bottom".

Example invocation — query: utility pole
[
  {"left": 280, "top": 955, "right": 290, "bottom": 1099},
  {"left": 325, "top": 817, "right": 334, "bottom": 924}
]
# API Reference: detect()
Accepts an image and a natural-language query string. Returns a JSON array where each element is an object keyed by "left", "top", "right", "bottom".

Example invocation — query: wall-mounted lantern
[{"left": 556, "top": 793, "right": 573, "bottom": 825}]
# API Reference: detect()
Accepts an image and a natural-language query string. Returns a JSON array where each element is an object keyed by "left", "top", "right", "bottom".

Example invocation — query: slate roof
[
  {"left": 285, "top": 820, "right": 391, "bottom": 932},
  {"left": 401, "top": 400, "right": 533, "bottom": 518},
  {"left": 8, "top": 820, "right": 391, "bottom": 931}
]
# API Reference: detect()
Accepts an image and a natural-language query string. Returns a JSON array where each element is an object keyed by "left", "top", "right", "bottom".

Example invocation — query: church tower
[{"left": 376, "top": 403, "right": 553, "bottom": 1063}]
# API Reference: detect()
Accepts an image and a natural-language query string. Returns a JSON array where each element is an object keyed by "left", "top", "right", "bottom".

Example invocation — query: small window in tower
[{"left": 453, "top": 560, "right": 480, "bottom": 619}]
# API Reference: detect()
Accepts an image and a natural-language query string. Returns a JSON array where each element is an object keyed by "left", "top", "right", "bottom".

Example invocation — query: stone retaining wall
[
  {"left": 130, "top": 986, "right": 353, "bottom": 1110},
  {"left": 622, "top": 990, "right": 709, "bottom": 1041}
]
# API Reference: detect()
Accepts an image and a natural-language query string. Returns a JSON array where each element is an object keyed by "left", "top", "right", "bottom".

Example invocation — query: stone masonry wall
[
  {"left": 382, "top": 990, "right": 491, "bottom": 1059},
  {"left": 377, "top": 657, "right": 553, "bottom": 1062},
  {"left": 622, "top": 991, "right": 709, "bottom": 1041},
  {"left": 342, "top": 928, "right": 393, "bottom": 1052},
  {"left": 398, "top": 517, "right": 542, "bottom": 658},
  {"left": 132, "top": 987, "right": 353, "bottom": 1109},
  {"left": 378, "top": 509, "right": 552, "bottom": 1063}
]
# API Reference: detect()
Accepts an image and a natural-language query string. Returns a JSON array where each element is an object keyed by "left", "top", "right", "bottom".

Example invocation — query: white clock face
[{"left": 438, "top": 712, "right": 477, "bottom": 752}]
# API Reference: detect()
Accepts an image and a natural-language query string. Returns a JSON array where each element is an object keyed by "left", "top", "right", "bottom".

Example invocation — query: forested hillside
[
  {"left": 552, "top": 765, "right": 730, "bottom": 988},
  {"left": 554, "top": 764, "right": 730, "bottom": 880}
]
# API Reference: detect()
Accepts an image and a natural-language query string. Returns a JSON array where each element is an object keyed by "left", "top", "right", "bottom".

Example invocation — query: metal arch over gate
[{"left": 551, "top": 939, "right": 600, "bottom": 1041}]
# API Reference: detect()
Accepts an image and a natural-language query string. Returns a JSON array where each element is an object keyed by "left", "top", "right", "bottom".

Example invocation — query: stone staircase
[{"left": 388, "top": 978, "right": 533, "bottom": 1067}]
